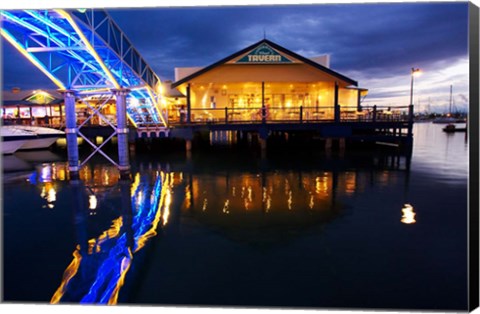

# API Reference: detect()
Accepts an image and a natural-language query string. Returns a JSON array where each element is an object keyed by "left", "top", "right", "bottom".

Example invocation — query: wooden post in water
[{"left": 62, "top": 90, "right": 80, "bottom": 180}]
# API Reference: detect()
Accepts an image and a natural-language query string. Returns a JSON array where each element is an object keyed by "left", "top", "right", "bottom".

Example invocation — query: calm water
[{"left": 2, "top": 122, "right": 469, "bottom": 310}]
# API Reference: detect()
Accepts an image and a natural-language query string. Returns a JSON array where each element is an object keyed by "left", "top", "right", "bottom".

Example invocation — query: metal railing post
[
  {"left": 225, "top": 107, "right": 228, "bottom": 124},
  {"left": 300, "top": 106, "right": 303, "bottom": 123}
]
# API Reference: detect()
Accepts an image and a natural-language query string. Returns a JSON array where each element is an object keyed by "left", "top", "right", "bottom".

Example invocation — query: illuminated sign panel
[{"left": 236, "top": 43, "right": 292, "bottom": 64}]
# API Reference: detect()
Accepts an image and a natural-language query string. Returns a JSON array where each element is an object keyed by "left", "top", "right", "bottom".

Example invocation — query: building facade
[{"left": 171, "top": 39, "right": 368, "bottom": 124}]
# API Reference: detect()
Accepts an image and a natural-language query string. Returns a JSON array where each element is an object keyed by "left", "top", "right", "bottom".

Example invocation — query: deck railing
[
  {"left": 1, "top": 105, "right": 413, "bottom": 128},
  {"left": 169, "top": 105, "right": 412, "bottom": 125}
]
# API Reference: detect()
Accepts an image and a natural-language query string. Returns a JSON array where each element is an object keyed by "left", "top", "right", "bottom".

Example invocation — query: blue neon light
[
  {"left": 55, "top": 173, "right": 164, "bottom": 304},
  {"left": 1, "top": 9, "right": 164, "bottom": 126}
]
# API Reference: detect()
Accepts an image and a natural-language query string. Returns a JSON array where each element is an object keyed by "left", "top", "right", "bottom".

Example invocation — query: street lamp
[{"left": 410, "top": 68, "right": 421, "bottom": 105}]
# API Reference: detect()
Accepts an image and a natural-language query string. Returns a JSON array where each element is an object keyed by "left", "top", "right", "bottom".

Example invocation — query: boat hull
[
  {"left": 443, "top": 128, "right": 467, "bottom": 133},
  {"left": 2, "top": 139, "right": 27, "bottom": 154},
  {"left": 19, "top": 135, "right": 60, "bottom": 150},
  {"left": 2, "top": 126, "right": 64, "bottom": 151}
]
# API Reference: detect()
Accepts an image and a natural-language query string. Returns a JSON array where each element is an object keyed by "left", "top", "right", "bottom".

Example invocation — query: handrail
[{"left": 168, "top": 105, "right": 412, "bottom": 125}]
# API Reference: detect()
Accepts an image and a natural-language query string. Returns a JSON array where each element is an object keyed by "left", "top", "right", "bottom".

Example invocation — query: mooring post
[
  {"left": 113, "top": 89, "right": 131, "bottom": 179},
  {"left": 62, "top": 90, "right": 80, "bottom": 180}
]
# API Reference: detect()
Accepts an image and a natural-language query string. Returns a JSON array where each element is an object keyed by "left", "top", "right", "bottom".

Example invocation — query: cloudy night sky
[{"left": 1, "top": 1, "right": 472, "bottom": 113}]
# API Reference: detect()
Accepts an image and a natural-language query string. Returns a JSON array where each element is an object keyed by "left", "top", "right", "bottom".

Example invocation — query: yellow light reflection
[
  {"left": 345, "top": 172, "right": 356, "bottom": 195},
  {"left": 162, "top": 187, "right": 172, "bottom": 226},
  {"left": 51, "top": 217, "right": 123, "bottom": 304},
  {"left": 202, "top": 198, "right": 208, "bottom": 211},
  {"left": 222, "top": 199, "right": 230, "bottom": 214},
  {"left": 89, "top": 195, "right": 98, "bottom": 210},
  {"left": 50, "top": 250, "right": 82, "bottom": 304},
  {"left": 401, "top": 204, "right": 416, "bottom": 224},
  {"left": 309, "top": 194, "right": 315, "bottom": 209},
  {"left": 185, "top": 184, "right": 191, "bottom": 209},
  {"left": 287, "top": 190, "right": 293, "bottom": 210}
]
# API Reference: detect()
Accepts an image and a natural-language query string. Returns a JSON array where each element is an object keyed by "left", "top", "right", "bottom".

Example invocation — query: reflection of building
[
  {"left": 182, "top": 171, "right": 345, "bottom": 245},
  {"left": 170, "top": 39, "right": 368, "bottom": 124}
]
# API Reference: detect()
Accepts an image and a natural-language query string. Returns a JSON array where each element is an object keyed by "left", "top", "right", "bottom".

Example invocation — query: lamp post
[{"left": 410, "top": 68, "right": 421, "bottom": 105}]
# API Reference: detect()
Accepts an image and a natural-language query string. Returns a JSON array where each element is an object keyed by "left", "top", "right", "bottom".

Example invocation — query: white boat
[
  {"left": 432, "top": 116, "right": 457, "bottom": 124},
  {"left": 0, "top": 126, "right": 37, "bottom": 154},
  {"left": 2, "top": 125, "right": 65, "bottom": 150}
]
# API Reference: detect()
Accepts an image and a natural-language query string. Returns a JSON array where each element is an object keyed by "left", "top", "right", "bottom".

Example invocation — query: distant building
[
  {"left": 1, "top": 88, "right": 116, "bottom": 126},
  {"left": 2, "top": 88, "right": 64, "bottom": 125}
]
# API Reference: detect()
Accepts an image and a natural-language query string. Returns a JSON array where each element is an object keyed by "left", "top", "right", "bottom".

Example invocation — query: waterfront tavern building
[
  {"left": 3, "top": 39, "right": 414, "bottom": 151},
  {"left": 2, "top": 39, "right": 370, "bottom": 126},
  {"left": 170, "top": 39, "right": 368, "bottom": 124}
]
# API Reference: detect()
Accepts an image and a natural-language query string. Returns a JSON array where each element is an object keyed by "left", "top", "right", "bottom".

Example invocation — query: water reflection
[
  {"left": 16, "top": 149, "right": 413, "bottom": 304},
  {"left": 50, "top": 170, "right": 170, "bottom": 304},
  {"left": 401, "top": 204, "right": 416, "bottom": 224}
]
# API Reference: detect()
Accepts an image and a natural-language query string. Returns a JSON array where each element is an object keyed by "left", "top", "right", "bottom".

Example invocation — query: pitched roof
[
  {"left": 2, "top": 89, "right": 63, "bottom": 104},
  {"left": 172, "top": 39, "right": 357, "bottom": 88}
]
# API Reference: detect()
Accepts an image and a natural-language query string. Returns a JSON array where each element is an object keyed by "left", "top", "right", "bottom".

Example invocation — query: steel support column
[
  {"left": 62, "top": 90, "right": 80, "bottom": 180},
  {"left": 113, "top": 89, "right": 131, "bottom": 178}
]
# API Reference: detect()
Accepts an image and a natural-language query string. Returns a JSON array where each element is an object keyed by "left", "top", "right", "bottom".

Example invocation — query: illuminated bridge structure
[
  {"left": 1, "top": 9, "right": 168, "bottom": 176},
  {"left": 1, "top": 9, "right": 166, "bottom": 126}
]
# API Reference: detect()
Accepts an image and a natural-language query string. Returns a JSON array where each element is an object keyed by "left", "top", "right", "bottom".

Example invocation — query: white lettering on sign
[{"left": 247, "top": 55, "right": 282, "bottom": 62}]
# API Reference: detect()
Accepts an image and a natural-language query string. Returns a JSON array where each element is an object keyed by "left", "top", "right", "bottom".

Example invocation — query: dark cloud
[
  {"left": 109, "top": 3, "right": 468, "bottom": 80},
  {"left": 2, "top": 3, "right": 469, "bottom": 92}
]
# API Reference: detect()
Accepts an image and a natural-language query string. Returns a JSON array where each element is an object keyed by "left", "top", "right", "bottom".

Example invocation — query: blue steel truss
[{"left": 1, "top": 9, "right": 167, "bottom": 127}]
